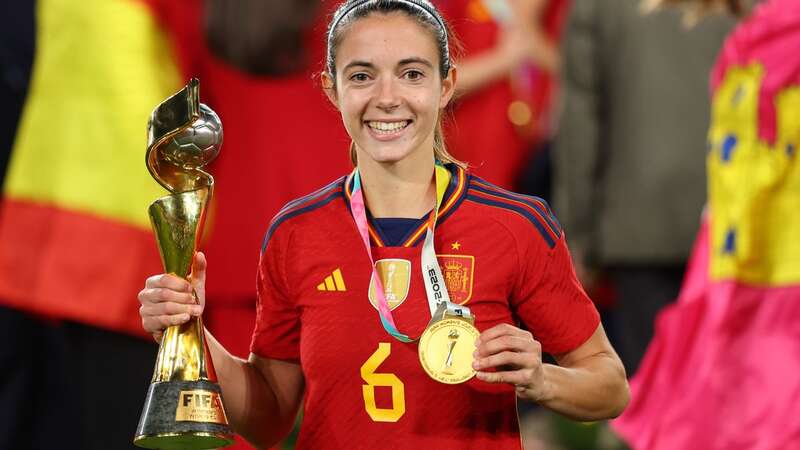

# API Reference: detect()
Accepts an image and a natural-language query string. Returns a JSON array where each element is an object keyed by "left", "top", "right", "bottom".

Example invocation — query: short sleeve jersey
[{"left": 251, "top": 164, "right": 599, "bottom": 449}]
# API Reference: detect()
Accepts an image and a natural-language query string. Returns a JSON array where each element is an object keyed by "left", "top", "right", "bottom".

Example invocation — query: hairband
[{"left": 328, "top": 0, "right": 449, "bottom": 45}]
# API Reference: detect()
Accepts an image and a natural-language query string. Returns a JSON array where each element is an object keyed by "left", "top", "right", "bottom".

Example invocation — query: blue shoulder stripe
[
  {"left": 465, "top": 193, "right": 557, "bottom": 249},
  {"left": 275, "top": 177, "right": 344, "bottom": 217},
  {"left": 469, "top": 180, "right": 561, "bottom": 237},
  {"left": 262, "top": 187, "right": 344, "bottom": 252}
]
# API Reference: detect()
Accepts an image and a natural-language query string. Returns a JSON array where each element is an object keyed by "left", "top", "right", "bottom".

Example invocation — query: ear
[
  {"left": 439, "top": 66, "right": 457, "bottom": 109},
  {"left": 321, "top": 72, "right": 339, "bottom": 109}
]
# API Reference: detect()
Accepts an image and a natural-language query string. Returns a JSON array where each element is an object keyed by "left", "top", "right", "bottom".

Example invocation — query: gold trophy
[{"left": 134, "top": 79, "right": 234, "bottom": 449}]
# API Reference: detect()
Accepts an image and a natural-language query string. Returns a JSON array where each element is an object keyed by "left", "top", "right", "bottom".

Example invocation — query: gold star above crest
[{"left": 451, "top": 241, "right": 461, "bottom": 250}]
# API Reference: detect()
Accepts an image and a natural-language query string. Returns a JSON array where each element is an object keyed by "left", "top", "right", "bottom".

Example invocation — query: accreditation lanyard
[{"left": 349, "top": 163, "right": 467, "bottom": 343}]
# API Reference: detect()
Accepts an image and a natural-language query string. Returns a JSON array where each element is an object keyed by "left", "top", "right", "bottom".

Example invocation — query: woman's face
[{"left": 325, "top": 12, "right": 455, "bottom": 166}]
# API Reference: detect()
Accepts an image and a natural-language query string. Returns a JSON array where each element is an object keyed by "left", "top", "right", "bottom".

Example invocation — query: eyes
[
  {"left": 403, "top": 69, "right": 424, "bottom": 81},
  {"left": 348, "top": 69, "right": 426, "bottom": 84},
  {"left": 350, "top": 72, "right": 371, "bottom": 82}
]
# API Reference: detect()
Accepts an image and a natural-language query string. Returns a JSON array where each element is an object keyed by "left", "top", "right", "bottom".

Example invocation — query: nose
[{"left": 375, "top": 76, "right": 400, "bottom": 112}]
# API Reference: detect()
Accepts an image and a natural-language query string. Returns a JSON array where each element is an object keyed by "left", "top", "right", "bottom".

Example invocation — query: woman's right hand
[{"left": 138, "top": 252, "right": 208, "bottom": 342}]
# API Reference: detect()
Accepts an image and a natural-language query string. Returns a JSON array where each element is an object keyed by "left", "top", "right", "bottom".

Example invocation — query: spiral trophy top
[{"left": 146, "top": 78, "right": 223, "bottom": 193}]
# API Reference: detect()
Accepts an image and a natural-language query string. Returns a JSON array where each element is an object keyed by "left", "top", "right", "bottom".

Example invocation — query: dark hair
[
  {"left": 205, "top": 0, "right": 320, "bottom": 76},
  {"left": 325, "top": 0, "right": 465, "bottom": 167}
]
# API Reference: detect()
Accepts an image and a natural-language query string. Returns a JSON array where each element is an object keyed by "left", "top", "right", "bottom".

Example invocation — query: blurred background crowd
[{"left": 1, "top": 0, "right": 798, "bottom": 449}]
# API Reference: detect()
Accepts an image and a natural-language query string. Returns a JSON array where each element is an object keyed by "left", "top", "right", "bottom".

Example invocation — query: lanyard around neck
[{"left": 349, "top": 163, "right": 453, "bottom": 342}]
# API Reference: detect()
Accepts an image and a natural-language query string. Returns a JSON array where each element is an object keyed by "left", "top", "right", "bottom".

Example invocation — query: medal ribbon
[{"left": 349, "top": 162, "right": 469, "bottom": 343}]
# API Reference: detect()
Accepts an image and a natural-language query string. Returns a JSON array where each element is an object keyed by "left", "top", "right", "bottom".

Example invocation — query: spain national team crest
[
  {"left": 437, "top": 255, "right": 475, "bottom": 305},
  {"left": 369, "top": 259, "right": 412, "bottom": 311}
]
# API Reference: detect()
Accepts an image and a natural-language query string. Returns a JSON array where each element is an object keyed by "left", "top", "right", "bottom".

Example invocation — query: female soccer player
[{"left": 138, "top": 1, "right": 629, "bottom": 448}]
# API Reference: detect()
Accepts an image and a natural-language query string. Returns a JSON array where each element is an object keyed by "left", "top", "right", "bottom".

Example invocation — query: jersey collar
[{"left": 343, "top": 163, "right": 468, "bottom": 248}]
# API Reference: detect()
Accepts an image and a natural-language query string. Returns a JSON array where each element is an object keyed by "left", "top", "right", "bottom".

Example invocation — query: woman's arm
[
  {"left": 205, "top": 333, "right": 304, "bottom": 448},
  {"left": 138, "top": 253, "right": 304, "bottom": 449},
  {"left": 455, "top": 0, "right": 561, "bottom": 96},
  {"left": 542, "top": 325, "right": 629, "bottom": 419},
  {"left": 473, "top": 323, "right": 629, "bottom": 421},
  {"left": 454, "top": 26, "right": 532, "bottom": 96}
]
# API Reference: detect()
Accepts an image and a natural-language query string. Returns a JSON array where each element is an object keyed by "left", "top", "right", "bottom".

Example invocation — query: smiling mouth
[{"left": 366, "top": 120, "right": 411, "bottom": 135}]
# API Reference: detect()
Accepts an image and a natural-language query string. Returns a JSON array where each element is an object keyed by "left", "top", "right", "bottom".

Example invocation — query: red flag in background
[
  {"left": 0, "top": 0, "right": 181, "bottom": 337},
  {"left": 613, "top": 0, "right": 800, "bottom": 448}
]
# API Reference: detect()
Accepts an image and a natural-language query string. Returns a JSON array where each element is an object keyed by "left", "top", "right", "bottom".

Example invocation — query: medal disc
[{"left": 418, "top": 318, "right": 480, "bottom": 384}]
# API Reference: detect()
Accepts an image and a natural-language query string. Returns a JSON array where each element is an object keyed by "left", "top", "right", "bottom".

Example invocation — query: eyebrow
[
  {"left": 343, "top": 60, "right": 374, "bottom": 71},
  {"left": 342, "top": 57, "right": 435, "bottom": 72},
  {"left": 398, "top": 57, "right": 434, "bottom": 68}
]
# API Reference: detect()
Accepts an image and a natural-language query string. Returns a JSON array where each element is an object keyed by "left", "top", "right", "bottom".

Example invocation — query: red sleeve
[
  {"left": 511, "top": 232, "right": 600, "bottom": 355},
  {"left": 249, "top": 227, "right": 300, "bottom": 361}
]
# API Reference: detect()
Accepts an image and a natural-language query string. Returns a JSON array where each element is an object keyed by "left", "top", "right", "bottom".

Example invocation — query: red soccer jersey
[{"left": 251, "top": 164, "right": 599, "bottom": 449}]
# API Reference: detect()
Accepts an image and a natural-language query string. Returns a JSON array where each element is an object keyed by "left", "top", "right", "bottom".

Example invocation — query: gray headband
[{"left": 327, "top": 0, "right": 450, "bottom": 74}]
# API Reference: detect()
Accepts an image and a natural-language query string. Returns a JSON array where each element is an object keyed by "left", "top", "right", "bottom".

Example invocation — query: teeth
[{"left": 368, "top": 121, "right": 409, "bottom": 133}]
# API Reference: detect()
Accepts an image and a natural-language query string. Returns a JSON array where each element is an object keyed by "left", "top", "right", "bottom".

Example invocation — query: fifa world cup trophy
[{"left": 134, "top": 79, "right": 234, "bottom": 449}]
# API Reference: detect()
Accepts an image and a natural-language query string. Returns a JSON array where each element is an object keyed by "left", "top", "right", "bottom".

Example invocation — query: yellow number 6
[{"left": 361, "top": 343, "right": 406, "bottom": 422}]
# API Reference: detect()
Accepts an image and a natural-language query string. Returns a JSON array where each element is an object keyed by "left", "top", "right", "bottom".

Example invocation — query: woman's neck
[{"left": 357, "top": 154, "right": 436, "bottom": 219}]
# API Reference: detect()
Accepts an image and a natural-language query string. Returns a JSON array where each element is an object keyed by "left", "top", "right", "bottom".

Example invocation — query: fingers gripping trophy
[{"left": 134, "top": 79, "right": 234, "bottom": 449}]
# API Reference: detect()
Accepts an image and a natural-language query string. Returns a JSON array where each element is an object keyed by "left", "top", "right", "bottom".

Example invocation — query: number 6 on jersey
[{"left": 361, "top": 343, "right": 406, "bottom": 422}]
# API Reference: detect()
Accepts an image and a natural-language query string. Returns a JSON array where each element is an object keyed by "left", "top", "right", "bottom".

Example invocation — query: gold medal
[{"left": 418, "top": 313, "right": 480, "bottom": 384}]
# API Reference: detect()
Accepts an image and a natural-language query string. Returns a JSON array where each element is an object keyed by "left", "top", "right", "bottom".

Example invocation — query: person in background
[
  {"left": 439, "top": 0, "right": 566, "bottom": 191},
  {"left": 614, "top": 0, "right": 800, "bottom": 448},
  {"left": 553, "top": 0, "right": 734, "bottom": 375}
]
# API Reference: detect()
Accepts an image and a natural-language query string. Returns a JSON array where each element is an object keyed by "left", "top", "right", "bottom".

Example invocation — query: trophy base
[{"left": 134, "top": 380, "right": 234, "bottom": 450}]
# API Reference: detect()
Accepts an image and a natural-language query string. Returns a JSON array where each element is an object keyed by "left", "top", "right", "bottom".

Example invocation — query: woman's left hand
[{"left": 473, "top": 323, "right": 551, "bottom": 402}]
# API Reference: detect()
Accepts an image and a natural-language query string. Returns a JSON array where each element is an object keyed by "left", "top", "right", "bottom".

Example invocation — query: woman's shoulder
[{"left": 463, "top": 175, "right": 563, "bottom": 251}]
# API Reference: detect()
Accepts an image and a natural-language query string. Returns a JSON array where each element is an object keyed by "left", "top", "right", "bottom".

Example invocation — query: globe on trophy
[{"left": 134, "top": 78, "right": 234, "bottom": 450}]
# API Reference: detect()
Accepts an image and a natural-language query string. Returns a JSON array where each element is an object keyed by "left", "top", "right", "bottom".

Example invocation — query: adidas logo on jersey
[{"left": 317, "top": 268, "right": 347, "bottom": 292}]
